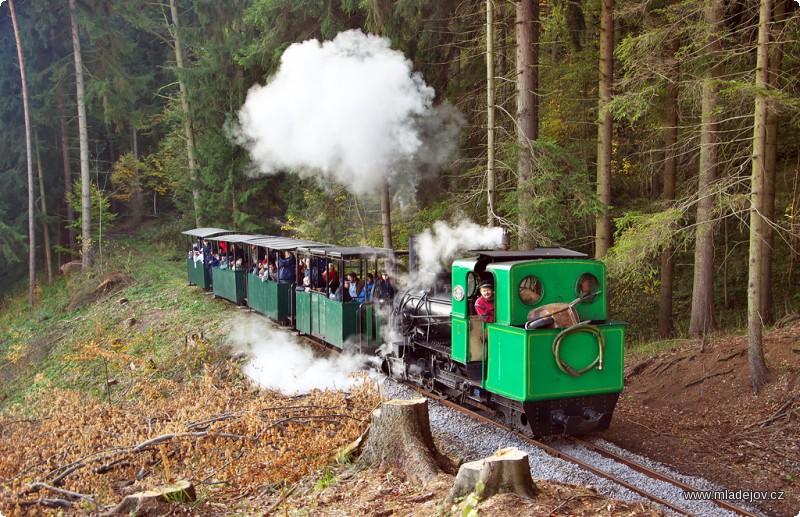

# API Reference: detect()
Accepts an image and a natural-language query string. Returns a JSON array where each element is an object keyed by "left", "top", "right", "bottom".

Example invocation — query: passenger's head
[
  {"left": 366, "top": 273, "right": 374, "bottom": 282},
  {"left": 303, "top": 276, "right": 311, "bottom": 287},
  {"left": 479, "top": 281, "right": 494, "bottom": 300},
  {"left": 284, "top": 250, "right": 292, "bottom": 258}
]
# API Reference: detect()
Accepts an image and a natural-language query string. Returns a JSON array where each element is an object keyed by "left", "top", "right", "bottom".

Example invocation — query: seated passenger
[
  {"left": 277, "top": 250, "right": 296, "bottom": 284},
  {"left": 356, "top": 273, "right": 375, "bottom": 302},
  {"left": 210, "top": 252, "right": 220, "bottom": 268},
  {"left": 219, "top": 256, "right": 229, "bottom": 269},
  {"left": 346, "top": 272, "right": 361, "bottom": 300},
  {"left": 295, "top": 276, "right": 312, "bottom": 292},
  {"left": 474, "top": 280, "right": 495, "bottom": 323},
  {"left": 332, "top": 279, "right": 353, "bottom": 302},
  {"left": 372, "top": 271, "right": 396, "bottom": 303},
  {"left": 322, "top": 263, "right": 339, "bottom": 289}
]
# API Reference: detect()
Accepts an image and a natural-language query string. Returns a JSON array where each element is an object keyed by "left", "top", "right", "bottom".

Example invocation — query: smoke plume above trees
[{"left": 233, "top": 29, "right": 462, "bottom": 196}]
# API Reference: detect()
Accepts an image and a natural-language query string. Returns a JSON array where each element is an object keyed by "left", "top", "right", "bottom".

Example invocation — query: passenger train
[{"left": 182, "top": 228, "right": 625, "bottom": 436}]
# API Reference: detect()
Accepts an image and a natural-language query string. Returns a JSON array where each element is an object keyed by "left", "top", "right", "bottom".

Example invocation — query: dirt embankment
[{"left": 604, "top": 326, "right": 800, "bottom": 516}]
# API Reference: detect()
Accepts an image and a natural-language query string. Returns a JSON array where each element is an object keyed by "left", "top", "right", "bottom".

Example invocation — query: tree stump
[
  {"left": 359, "top": 398, "right": 455, "bottom": 485},
  {"left": 100, "top": 480, "right": 196, "bottom": 515},
  {"left": 445, "top": 447, "right": 537, "bottom": 505}
]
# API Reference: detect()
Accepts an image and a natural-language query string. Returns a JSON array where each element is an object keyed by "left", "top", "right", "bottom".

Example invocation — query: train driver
[{"left": 475, "top": 280, "right": 495, "bottom": 323}]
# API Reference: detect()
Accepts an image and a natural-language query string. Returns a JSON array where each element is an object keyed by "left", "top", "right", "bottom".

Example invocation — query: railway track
[{"left": 406, "top": 384, "right": 759, "bottom": 517}]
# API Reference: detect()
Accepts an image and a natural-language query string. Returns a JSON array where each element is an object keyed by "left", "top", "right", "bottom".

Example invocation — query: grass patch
[{"left": 0, "top": 233, "right": 241, "bottom": 410}]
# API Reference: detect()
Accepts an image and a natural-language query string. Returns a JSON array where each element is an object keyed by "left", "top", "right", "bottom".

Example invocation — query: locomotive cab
[{"left": 450, "top": 249, "right": 625, "bottom": 436}]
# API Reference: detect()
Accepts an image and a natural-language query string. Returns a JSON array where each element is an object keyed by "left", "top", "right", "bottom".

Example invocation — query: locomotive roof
[
  {"left": 473, "top": 248, "right": 588, "bottom": 261},
  {"left": 296, "top": 245, "right": 407, "bottom": 259},
  {"left": 181, "top": 228, "right": 233, "bottom": 238},
  {"left": 248, "top": 236, "right": 330, "bottom": 250}
]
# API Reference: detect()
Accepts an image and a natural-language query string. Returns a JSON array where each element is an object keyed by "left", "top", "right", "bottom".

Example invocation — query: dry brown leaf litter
[{"left": 0, "top": 362, "right": 380, "bottom": 515}]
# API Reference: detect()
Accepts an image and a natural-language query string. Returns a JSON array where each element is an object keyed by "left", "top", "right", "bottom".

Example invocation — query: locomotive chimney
[{"left": 499, "top": 228, "right": 510, "bottom": 251}]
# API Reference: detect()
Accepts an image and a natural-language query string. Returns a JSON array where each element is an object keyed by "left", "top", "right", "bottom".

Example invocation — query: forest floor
[
  {"left": 604, "top": 328, "right": 800, "bottom": 517},
  {"left": 0, "top": 232, "right": 796, "bottom": 515}
]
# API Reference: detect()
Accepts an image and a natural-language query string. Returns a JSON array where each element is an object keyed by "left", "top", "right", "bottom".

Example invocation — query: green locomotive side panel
[
  {"left": 211, "top": 267, "right": 248, "bottom": 304},
  {"left": 186, "top": 259, "right": 211, "bottom": 289},
  {"left": 247, "top": 276, "right": 293, "bottom": 323},
  {"left": 489, "top": 260, "right": 607, "bottom": 326},
  {"left": 451, "top": 317, "right": 468, "bottom": 363},
  {"left": 451, "top": 260, "right": 478, "bottom": 319},
  {"left": 484, "top": 322, "right": 625, "bottom": 402}
]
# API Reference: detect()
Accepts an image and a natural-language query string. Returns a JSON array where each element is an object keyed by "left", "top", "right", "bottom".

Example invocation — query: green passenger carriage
[
  {"left": 181, "top": 228, "right": 232, "bottom": 290},
  {"left": 206, "top": 234, "right": 265, "bottom": 304},
  {"left": 294, "top": 246, "right": 403, "bottom": 353},
  {"left": 246, "top": 237, "right": 328, "bottom": 325}
]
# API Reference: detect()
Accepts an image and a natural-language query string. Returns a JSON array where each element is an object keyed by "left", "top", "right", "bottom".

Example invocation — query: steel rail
[
  {"left": 568, "top": 437, "right": 760, "bottom": 517},
  {"left": 405, "top": 384, "right": 757, "bottom": 517}
]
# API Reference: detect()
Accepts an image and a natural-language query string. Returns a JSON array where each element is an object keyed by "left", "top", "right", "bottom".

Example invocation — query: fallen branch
[
  {"left": 684, "top": 368, "right": 734, "bottom": 388},
  {"left": 24, "top": 482, "right": 104, "bottom": 509},
  {"left": 776, "top": 313, "right": 800, "bottom": 327},
  {"left": 548, "top": 494, "right": 602, "bottom": 516},
  {"left": 19, "top": 498, "right": 73, "bottom": 509},
  {"left": 744, "top": 395, "right": 798, "bottom": 429},
  {"left": 132, "top": 431, "right": 254, "bottom": 452},
  {"left": 717, "top": 349, "right": 745, "bottom": 362},
  {"left": 52, "top": 462, "right": 85, "bottom": 486}
]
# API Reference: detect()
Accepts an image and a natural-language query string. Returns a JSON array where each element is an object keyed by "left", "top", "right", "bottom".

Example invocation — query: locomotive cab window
[
  {"left": 518, "top": 276, "right": 542, "bottom": 306},
  {"left": 466, "top": 271, "right": 478, "bottom": 298},
  {"left": 577, "top": 273, "right": 599, "bottom": 302}
]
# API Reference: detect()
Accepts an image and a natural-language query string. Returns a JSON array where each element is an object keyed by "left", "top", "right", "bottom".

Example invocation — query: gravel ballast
[{"left": 378, "top": 376, "right": 763, "bottom": 517}]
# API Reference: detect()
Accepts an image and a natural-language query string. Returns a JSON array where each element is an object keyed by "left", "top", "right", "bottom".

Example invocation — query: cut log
[
  {"left": 100, "top": 479, "right": 196, "bottom": 516},
  {"left": 359, "top": 398, "right": 455, "bottom": 485},
  {"left": 445, "top": 447, "right": 537, "bottom": 505}
]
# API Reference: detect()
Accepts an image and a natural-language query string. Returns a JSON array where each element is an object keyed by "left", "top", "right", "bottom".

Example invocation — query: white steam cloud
[
  {"left": 230, "top": 316, "right": 369, "bottom": 394},
  {"left": 233, "top": 29, "right": 462, "bottom": 196},
  {"left": 414, "top": 219, "right": 504, "bottom": 286}
]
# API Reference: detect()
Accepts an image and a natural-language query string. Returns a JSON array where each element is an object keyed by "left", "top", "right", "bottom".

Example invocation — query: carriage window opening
[
  {"left": 519, "top": 276, "right": 542, "bottom": 306},
  {"left": 577, "top": 273, "right": 599, "bottom": 302}
]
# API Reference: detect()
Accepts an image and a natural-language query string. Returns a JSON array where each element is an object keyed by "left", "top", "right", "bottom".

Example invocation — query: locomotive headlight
[{"left": 453, "top": 285, "right": 465, "bottom": 301}]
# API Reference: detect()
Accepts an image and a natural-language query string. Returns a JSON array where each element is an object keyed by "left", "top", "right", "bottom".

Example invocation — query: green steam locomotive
[{"left": 183, "top": 228, "right": 625, "bottom": 436}]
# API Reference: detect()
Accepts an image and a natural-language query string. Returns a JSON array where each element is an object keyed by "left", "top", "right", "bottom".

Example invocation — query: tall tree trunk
[
  {"left": 35, "top": 134, "right": 54, "bottom": 285},
  {"left": 594, "top": 0, "right": 614, "bottom": 259},
  {"left": 760, "top": 0, "right": 786, "bottom": 324},
  {"left": 58, "top": 94, "right": 76, "bottom": 253},
  {"left": 486, "top": 0, "right": 496, "bottom": 227},
  {"left": 169, "top": 0, "right": 202, "bottom": 228},
  {"left": 688, "top": 0, "right": 722, "bottom": 337},
  {"left": 69, "top": 0, "right": 93, "bottom": 269},
  {"left": 381, "top": 180, "right": 392, "bottom": 249},
  {"left": 9, "top": 0, "right": 37, "bottom": 305},
  {"left": 659, "top": 42, "right": 679, "bottom": 338},
  {"left": 53, "top": 25, "right": 76, "bottom": 253},
  {"left": 516, "top": 0, "right": 539, "bottom": 249},
  {"left": 748, "top": 0, "right": 772, "bottom": 393}
]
